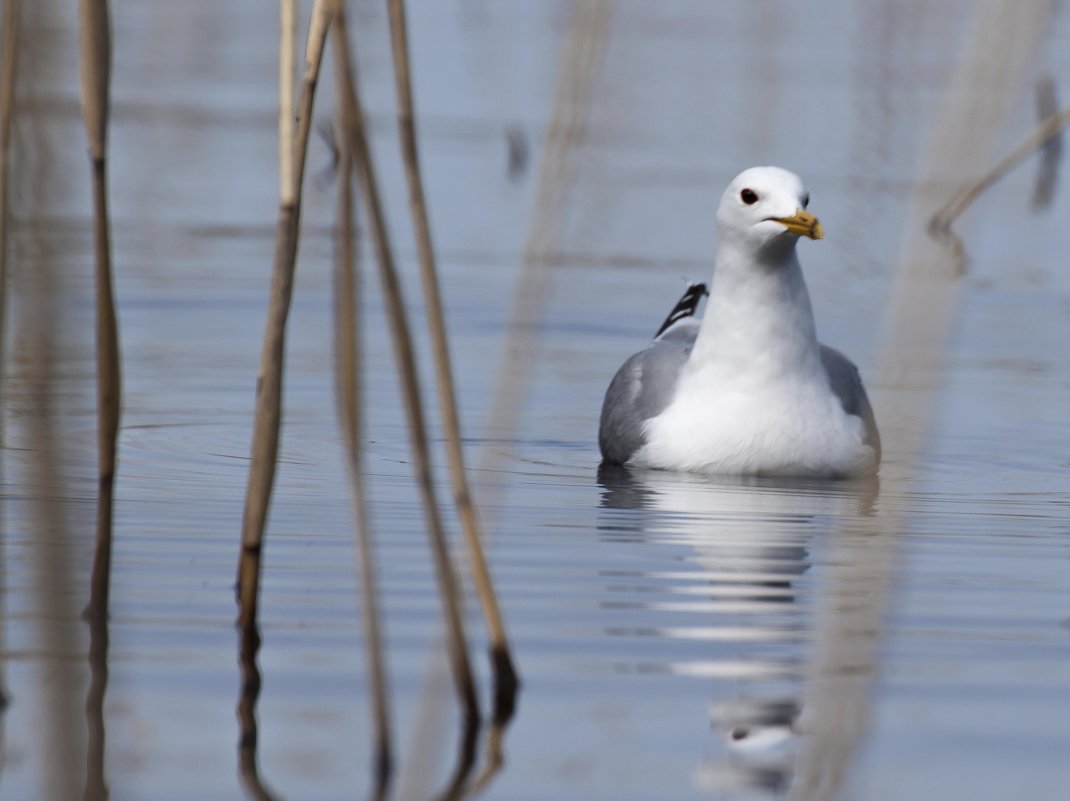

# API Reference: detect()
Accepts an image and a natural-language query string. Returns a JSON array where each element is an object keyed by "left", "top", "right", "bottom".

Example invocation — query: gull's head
[{"left": 716, "top": 166, "right": 823, "bottom": 256}]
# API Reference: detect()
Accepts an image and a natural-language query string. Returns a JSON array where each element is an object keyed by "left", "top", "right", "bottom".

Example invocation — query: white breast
[{"left": 634, "top": 366, "right": 876, "bottom": 478}]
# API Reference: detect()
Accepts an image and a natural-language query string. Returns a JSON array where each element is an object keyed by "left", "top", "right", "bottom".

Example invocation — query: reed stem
[
  {"left": 332, "top": 12, "right": 480, "bottom": 724},
  {"left": 331, "top": 16, "right": 392, "bottom": 795},
  {"left": 237, "top": 0, "right": 335, "bottom": 630},
  {"left": 77, "top": 0, "right": 120, "bottom": 623},
  {"left": 930, "top": 101, "right": 1070, "bottom": 234},
  {"left": 479, "top": 0, "right": 610, "bottom": 473},
  {"left": 384, "top": 0, "right": 518, "bottom": 707}
]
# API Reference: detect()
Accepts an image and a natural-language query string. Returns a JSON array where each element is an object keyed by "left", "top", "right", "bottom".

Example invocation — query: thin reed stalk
[
  {"left": 930, "top": 100, "right": 1070, "bottom": 235},
  {"left": 791, "top": 5, "right": 1053, "bottom": 799},
  {"left": 237, "top": 0, "right": 336, "bottom": 631},
  {"left": 330, "top": 21, "right": 392, "bottom": 796},
  {"left": 384, "top": 0, "right": 518, "bottom": 710},
  {"left": 77, "top": 0, "right": 121, "bottom": 622},
  {"left": 332, "top": 11, "right": 480, "bottom": 724},
  {"left": 77, "top": 4, "right": 115, "bottom": 793},
  {"left": 479, "top": 0, "right": 610, "bottom": 474}
]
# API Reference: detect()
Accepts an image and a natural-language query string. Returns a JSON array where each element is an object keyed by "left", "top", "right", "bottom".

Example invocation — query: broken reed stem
[
  {"left": 930, "top": 100, "right": 1070, "bottom": 232},
  {"left": 331, "top": 19, "right": 392, "bottom": 796},
  {"left": 77, "top": 0, "right": 121, "bottom": 622},
  {"left": 332, "top": 12, "right": 480, "bottom": 724},
  {"left": 384, "top": 0, "right": 518, "bottom": 704},
  {"left": 237, "top": 0, "right": 335, "bottom": 630}
]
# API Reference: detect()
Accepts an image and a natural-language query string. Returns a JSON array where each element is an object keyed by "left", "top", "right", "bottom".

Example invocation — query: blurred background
[{"left": 1, "top": 1, "right": 1069, "bottom": 799}]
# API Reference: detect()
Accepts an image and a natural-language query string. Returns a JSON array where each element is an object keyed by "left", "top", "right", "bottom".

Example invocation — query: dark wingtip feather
[{"left": 653, "top": 282, "right": 708, "bottom": 339}]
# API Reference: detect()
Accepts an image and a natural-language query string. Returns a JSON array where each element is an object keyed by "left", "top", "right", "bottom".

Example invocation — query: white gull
[{"left": 598, "top": 166, "right": 880, "bottom": 478}]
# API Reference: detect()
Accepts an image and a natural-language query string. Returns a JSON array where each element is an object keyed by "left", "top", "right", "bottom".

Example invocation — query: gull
[{"left": 598, "top": 166, "right": 880, "bottom": 478}]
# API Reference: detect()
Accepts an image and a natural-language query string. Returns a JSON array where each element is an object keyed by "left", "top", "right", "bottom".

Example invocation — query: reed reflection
[
  {"left": 237, "top": 628, "right": 283, "bottom": 801},
  {"left": 84, "top": 613, "right": 109, "bottom": 801},
  {"left": 597, "top": 465, "right": 876, "bottom": 797}
]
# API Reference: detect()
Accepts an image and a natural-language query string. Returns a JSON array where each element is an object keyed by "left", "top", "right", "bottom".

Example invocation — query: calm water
[{"left": 2, "top": 1, "right": 1070, "bottom": 799}]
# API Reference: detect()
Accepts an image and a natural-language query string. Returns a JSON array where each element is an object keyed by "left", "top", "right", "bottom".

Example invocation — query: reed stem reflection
[
  {"left": 237, "top": 628, "right": 283, "bottom": 801},
  {"left": 83, "top": 613, "right": 109, "bottom": 801}
]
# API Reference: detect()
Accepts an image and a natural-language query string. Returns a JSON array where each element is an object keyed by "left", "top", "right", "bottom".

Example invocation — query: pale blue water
[{"left": 2, "top": 1, "right": 1069, "bottom": 800}]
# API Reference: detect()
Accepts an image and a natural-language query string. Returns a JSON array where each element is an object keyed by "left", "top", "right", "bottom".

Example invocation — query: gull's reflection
[{"left": 597, "top": 465, "right": 877, "bottom": 797}]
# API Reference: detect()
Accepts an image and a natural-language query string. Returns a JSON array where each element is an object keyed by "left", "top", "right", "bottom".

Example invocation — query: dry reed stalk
[
  {"left": 278, "top": 0, "right": 295, "bottom": 206},
  {"left": 478, "top": 0, "right": 610, "bottom": 475},
  {"left": 330, "top": 20, "right": 392, "bottom": 795},
  {"left": 930, "top": 100, "right": 1070, "bottom": 236},
  {"left": 400, "top": 7, "right": 611, "bottom": 790},
  {"left": 237, "top": 0, "right": 336, "bottom": 630},
  {"left": 384, "top": 0, "right": 518, "bottom": 709},
  {"left": 76, "top": 3, "right": 115, "bottom": 793},
  {"left": 790, "top": 3, "right": 1053, "bottom": 799},
  {"left": 77, "top": 0, "right": 121, "bottom": 622},
  {"left": 331, "top": 11, "right": 480, "bottom": 723}
]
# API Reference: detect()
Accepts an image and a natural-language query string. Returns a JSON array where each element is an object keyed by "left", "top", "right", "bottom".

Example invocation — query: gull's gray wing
[
  {"left": 598, "top": 322, "right": 698, "bottom": 465},
  {"left": 820, "top": 345, "right": 881, "bottom": 461}
]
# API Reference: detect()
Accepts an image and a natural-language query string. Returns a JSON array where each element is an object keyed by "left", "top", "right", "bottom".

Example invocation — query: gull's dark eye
[
  {"left": 740, "top": 188, "right": 759, "bottom": 205},
  {"left": 802, "top": 193, "right": 810, "bottom": 209}
]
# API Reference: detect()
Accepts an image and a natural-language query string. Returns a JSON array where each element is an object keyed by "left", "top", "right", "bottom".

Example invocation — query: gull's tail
[{"left": 653, "top": 282, "right": 708, "bottom": 339}]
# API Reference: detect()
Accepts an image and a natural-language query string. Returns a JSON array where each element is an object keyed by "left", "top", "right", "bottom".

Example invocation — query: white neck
[{"left": 689, "top": 236, "right": 821, "bottom": 378}]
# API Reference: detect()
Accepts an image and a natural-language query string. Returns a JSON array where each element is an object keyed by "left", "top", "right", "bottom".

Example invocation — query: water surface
[{"left": 2, "top": 1, "right": 1069, "bottom": 799}]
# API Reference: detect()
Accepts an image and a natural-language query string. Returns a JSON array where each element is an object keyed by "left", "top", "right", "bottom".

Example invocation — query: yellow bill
[{"left": 770, "top": 209, "right": 824, "bottom": 240}]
